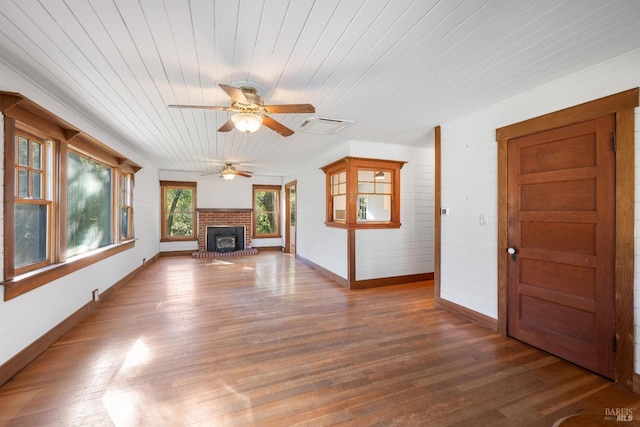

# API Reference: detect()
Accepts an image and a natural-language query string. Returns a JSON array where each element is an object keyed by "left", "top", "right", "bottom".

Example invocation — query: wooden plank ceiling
[{"left": 0, "top": 0, "right": 638, "bottom": 176}]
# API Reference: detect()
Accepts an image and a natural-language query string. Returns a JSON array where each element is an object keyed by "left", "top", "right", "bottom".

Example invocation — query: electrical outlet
[
  {"left": 92, "top": 289, "right": 99, "bottom": 302},
  {"left": 479, "top": 214, "right": 488, "bottom": 226}
]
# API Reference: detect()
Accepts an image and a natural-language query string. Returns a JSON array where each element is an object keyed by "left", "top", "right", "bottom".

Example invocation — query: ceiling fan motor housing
[{"left": 238, "top": 87, "right": 264, "bottom": 111}]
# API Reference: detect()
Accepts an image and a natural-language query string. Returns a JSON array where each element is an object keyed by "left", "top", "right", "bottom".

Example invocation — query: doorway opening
[{"left": 285, "top": 181, "right": 297, "bottom": 255}]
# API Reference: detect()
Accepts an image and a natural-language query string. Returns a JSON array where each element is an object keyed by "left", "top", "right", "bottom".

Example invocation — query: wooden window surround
[
  {"left": 1, "top": 92, "right": 141, "bottom": 301},
  {"left": 253, "top": 185, "right": 281, "bottom": 238},
  {"left": 160, "top": 181, "right": 197, "bottom": 241},
  {"left": 13, "top": 129, "right": 52, "bottom": 274},
  {"left": 321, "top": 157, "right": 405, "bottom": 229},
  {"left": 120, "top": 172, "right": 135, "bottom": 241}
]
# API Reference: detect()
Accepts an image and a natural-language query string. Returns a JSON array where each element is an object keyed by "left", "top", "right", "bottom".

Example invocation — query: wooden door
[{"left": 507, "top": 115, "right": 615, "bottom": 379}]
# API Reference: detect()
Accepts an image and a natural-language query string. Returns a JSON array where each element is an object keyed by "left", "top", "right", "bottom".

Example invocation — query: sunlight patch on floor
[
  {"left": 122, "top": 339, "right": 152, "bottom": 370},
  {"left": 103, "top": 338, "right": 154, "bottom": 425},
  {"left": 206, "top": 259, "right": 234, "bottom": 266}
]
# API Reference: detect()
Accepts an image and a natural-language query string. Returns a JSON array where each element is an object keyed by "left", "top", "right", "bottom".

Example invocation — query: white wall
[
  {"left": 439, "top": 49, "right": 640, "bottom": 369},
  {"left": 0, "top": 61, "right": 160, "bottom": 366},
  {"left": 158, "top": 170, "right": 283, "bottom": 251},
  {"left": 284, "top": 139, "right": 434, "bottom": 282},
  {"left": 352, "top": 142, "right": 434, "bottom": 280},
  {"left": 284, "top": 142, "right": 351, "bottom": 279}
]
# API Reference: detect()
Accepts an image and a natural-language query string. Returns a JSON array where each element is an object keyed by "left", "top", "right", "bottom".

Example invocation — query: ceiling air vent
[{"left": 299, "top": 116, "right": 354, "bottom": 134}]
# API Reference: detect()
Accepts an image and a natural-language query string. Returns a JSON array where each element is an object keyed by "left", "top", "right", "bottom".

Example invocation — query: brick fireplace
[{"left": 196, "top": 209, "right": 253, "bottom": 252}]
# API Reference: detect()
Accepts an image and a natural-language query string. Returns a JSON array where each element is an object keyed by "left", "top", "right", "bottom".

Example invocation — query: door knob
[{"left": 507, "top": 246, "right": 517, "bottom": 261}]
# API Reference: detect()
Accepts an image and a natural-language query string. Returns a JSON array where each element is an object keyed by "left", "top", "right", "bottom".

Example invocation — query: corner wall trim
[
  {"left": 296, "top": 254, "right": 433, "bottom": 290},
  {"left": 295, "top": 254, "right": 348, "bottom": 288},
  {"left": 0, "top": 252, "right": 160, "bottom": 387},
  {"left": 350, "top": 273, "right": 434, "bottom": 290},
  {"left": 435, "top": 296, "right": 498, "bottom": 332}
]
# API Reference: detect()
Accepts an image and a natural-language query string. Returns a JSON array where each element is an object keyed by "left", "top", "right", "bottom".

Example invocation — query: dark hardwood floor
[{"left": 1, "top": 253, "right": 639, "bottom": 426}]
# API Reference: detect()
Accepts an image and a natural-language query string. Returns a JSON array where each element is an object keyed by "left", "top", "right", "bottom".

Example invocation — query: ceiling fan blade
[
  {"left": 218, "top": 118, "right": 235, "bottom": 132},
  {"left": 264, "top": 104, "right": 315, "bottom": 114},
  {"left": 200, "top": 172, "right": 218, "bottom": 176},
  {"left": 169, "top": 104, "right": 230, "bottom": 110},
  {"left": 262, "top": 115, "right": 294, "bottom": 137},
  {"left": 236, "top": 172, "right": 253, "bottom": 178},
  {"left": 219, "top": 84, "right": 248, "bottom": 104}
]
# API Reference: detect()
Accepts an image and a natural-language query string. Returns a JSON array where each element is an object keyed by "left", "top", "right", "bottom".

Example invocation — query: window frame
[
  {"left": 1, "top": 92, "right": 140, "bottom": 301},
  {"left": 120, "top": 172, "right": 134, "bottom": 241},
  {"left": 356, "top": 169, "right": 393, "bottom": 223},
  {"left": 13, "top": 129, "right": 53, "bottom": 274},
  {"left": 252, "top": 185, "right": 281, "bottom": 239},
  {"left": 66, "top": 148, "right": 114, "bottom": 258},
  {"left": 330, "top": 170, "right": 347, "bottom": 223},
  {"left": 160, "top": 181, "right": 197, "bottom": 241},
  {"left": 321, "top": 157, "right": 405, "bottom": 229}
]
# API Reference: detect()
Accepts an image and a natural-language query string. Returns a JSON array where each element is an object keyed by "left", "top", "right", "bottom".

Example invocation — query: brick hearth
[
  {"left": 196, "top": 209, "right": 253, "bottom": 252},
  {"left": 192, "top": 248, "right": 259, "bottom": 258}
]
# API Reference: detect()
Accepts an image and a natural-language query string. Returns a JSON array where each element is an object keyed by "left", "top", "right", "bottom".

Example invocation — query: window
[
  {"left": 331, "top": 170, "right": 347, "bottom": 222},
  {"left": 357, "top": 170, "right": 392, "bottom": 222},
  {"left": 321, "top": 157, "right": 405, "bottom": 229},
  {"left": 253, "top": 185, "right": 280, "bottom": 238},
  {"left": 160, "top": 181, "right": 197, "bottom": 241},
  {"left": 2, "top": 91, "right": 141, "bottom": 300},
  {"left": 66, "top": 151, "right": 112, "bottom": 257},
  {"left": 120, "top": 173, "right": 134, "bottom": 241},
  {"left": 14, "top": 130, "right": 51, "bottom": 272}
]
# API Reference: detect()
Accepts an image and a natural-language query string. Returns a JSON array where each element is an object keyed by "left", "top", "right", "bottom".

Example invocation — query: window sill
[
  {"left": 252, "top": 235, "right": 282, "bottom": 239},
  {"left": 3, "top": 240, "right": 136, "bottom": 301}
]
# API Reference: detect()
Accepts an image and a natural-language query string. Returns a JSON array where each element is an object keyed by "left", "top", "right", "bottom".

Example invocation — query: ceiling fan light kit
[
  {"left": 222, "top": 171, "right": 236, "bottom": 180},
  {"left": 231, "top": 113, "right": 263, "bottom": 133}
]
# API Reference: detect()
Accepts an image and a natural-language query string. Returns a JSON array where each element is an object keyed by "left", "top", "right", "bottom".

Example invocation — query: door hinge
[
  {"left": 612, "top": 336, "right": 617, "bottom": 352},
  {"left": 612, "top": 132, "right": 617, "bottom": 151}
]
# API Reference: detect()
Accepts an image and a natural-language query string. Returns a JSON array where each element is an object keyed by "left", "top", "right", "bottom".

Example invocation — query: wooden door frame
[
  {"left": 434, "top": 126, "right": 441, "bottom": 299},
  {"left": 284, "top": 180, "right": 297, "bottom": 254},
  {"left": 496, "top": 88, "right": 639, "bottom": 390}
]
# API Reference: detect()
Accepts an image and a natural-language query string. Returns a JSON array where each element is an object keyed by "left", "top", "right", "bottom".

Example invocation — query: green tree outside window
[
  {"left": 160, "top": 181, "right": 197, "bottom": 240},
  {"left": 253, "top": 185, "right": 280, "bottom": 237}
]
